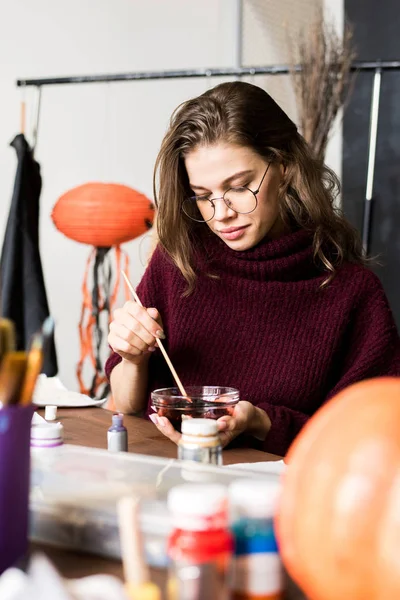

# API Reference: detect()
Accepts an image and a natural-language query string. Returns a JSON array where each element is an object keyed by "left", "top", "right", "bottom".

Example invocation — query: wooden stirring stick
[{"left": 121, "top": 271, "right": 188, "bottom": 398}]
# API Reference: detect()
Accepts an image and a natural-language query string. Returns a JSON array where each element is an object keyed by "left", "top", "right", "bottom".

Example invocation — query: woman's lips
[{"left": 218, "top": 225, "right": 249, "bottom": 240}]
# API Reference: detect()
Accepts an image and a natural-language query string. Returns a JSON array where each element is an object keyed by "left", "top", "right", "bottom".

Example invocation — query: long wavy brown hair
[{"left": 153, "top": 81, "right": 364, "bottom": 294}]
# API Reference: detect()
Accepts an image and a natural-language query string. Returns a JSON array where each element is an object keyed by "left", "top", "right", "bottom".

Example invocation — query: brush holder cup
[{"left": 0, "top": 404, "right": 35, "bottom": 574}]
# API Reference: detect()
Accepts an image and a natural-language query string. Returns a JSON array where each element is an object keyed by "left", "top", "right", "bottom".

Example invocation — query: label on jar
[
  {"left": 232, "top": 553, "right": 282, "bottom": 597},
  {"left": 178, "top": 444, "right": 222, "bottom": 465}
]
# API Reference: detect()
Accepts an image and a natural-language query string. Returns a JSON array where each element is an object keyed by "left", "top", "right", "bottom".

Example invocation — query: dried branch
[{"left": 291, "top": 9, "right": 356, "bottom": 161}]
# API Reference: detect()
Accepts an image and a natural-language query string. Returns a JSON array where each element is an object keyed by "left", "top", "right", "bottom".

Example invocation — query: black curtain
[
  {"left": 343, "top": 0, "right": 400, "bottom": 328},
  {"left": 1, "top": 134, "right": 58, "bottom": 375}
]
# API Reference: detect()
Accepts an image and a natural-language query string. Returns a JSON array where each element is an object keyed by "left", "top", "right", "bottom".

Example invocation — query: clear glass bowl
[{"left": 151, "top": 386, "right": 240, "bottom": 432}]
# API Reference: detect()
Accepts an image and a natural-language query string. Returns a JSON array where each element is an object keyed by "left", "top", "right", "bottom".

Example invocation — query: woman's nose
[{"left": 212, "top": 197, "right": 236, "bottom": 221}]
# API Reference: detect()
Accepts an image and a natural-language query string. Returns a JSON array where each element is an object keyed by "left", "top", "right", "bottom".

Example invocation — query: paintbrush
[
  {"left": 0, "top": 318, "right": 16, "bottom": 362},
  {"left": 0, "top": 352, "right": 28, "bottom": 406},
  {"left": 20, "top": 316, "right": 55, "bottom": 406},
  {"left": 117, "top": 495, "right": 161, "bottom": 600}
]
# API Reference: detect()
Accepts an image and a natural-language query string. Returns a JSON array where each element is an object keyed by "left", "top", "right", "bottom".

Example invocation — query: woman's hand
[
  {"left": 149, "top": 413, "right": 182, "bottom": 445},
  {"left": 149, "top": 401, "right": 271, "bottom": 448},
  {"left": 216, "top": 401, "right": 271, "bottom": 447},
  {"left": 108, "top": 301, "right": 165, "bottom": 366}
]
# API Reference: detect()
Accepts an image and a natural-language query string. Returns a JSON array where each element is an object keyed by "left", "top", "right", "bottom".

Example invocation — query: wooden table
[
  {"left": 52, "top": 406, "right": 279, "bottom": 464},
  {"left": 32, "top": 407, "right": 305, "bottom": 599}
]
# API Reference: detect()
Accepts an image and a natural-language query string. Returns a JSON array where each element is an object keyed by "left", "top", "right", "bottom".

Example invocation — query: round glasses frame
[{"left": 182, "top": 163, "right": 271, "bottom": 223}]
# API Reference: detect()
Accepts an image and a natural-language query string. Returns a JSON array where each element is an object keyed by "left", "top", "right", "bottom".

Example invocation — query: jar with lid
[
  {"left": 229, "top": 479, "right": 283, "bottom": 600},
  {"left": 167, "top": 483, "right": 233, "bottom": 600},
  {"left": 178, "top": 418, "right": 222, "bottom": 465}
]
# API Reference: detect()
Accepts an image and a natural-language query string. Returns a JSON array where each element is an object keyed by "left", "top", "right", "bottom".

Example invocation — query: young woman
[{"left": 106, "top": 81, "right": 400, "bottom": 456}]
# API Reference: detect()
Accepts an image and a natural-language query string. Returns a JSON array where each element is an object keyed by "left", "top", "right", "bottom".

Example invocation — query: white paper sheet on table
[
  {"left": 225, "top": 460, "right": 286, "bottom": 475},
  {"left": 32, "top": 412, "right": 47, "bottom": 425},
  {"left": 33, "top": 375, "right": 106, "bottom": 408}
]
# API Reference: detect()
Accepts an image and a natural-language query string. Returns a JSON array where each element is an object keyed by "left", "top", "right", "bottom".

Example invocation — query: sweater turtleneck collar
[{"left": 194, "top": 228, "right": 323, "bottom": 282}]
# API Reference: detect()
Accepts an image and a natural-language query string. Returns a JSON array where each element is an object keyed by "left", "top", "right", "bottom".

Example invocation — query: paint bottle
[
  {"left": 167, "top": 483, "right": 233, "bottom": 600},
  {"left": 229, "top": 479, "right": 283, "bottom": 600},
  {"left": 30, "top": 422, "right": 64, "bottom": 450},
  {"left": 178, "top": 418, "right": 222, "bottom": 465},
  {"left": 107, "top": 412, "right": 128, "bottom": 452},
  {"left": 45, "top": 405, "right": 57, "bottom": 421}
]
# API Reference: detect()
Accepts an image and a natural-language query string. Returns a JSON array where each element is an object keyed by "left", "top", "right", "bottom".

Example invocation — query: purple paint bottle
[{"left": 107, "top": 413, "right": 128, "bottom": 452}]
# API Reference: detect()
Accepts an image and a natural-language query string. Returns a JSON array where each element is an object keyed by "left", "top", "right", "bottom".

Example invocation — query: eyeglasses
[{"left": 182, "top": 163, "right": 271, "bottom": 223}]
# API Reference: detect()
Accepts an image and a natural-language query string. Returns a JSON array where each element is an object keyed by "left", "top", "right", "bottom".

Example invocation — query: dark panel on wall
[{"left": 343, "top": 0, "right": 400, "bottom": 327}]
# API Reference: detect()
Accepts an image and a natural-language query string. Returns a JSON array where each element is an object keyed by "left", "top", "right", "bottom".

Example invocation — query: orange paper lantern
[
  {"left": 52, "top": 182, "right": 154, "bottom": 399},
  {"left": 52, "top": 182, "right": 154, "bottom": 247},
  {"left": 276, "top": 376, "right": 400, "bottom": 600}
]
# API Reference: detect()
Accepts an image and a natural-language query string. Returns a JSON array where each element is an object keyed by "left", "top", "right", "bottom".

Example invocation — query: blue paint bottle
[
  {"left": 229, "top": 479, "right": 283, "bottom": 600},
  {"left": 107, "top": 413, "right": 128, "bottom": 452}
]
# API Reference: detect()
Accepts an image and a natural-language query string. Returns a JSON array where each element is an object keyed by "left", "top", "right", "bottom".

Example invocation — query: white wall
[
  {"left": 0, "top": 0, "right": 343, "bottom": 392},
  {"left": 0, "top": 0, "right": 240, "bottom": 391},
  {"left": 243, "top": 0, "right": 344, "bottom": 180}
]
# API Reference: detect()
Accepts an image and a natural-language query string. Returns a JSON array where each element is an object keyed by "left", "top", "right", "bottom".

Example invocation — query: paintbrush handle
[
  {"left": 118, "top": 495, "right": 161, "bottom": 600},
  {"left": 118, "top": 495, "right": 149, "bottom": 585},
  {"left": 121, "top": 271, "right": 187, "bottom": 398},
  {"left": 0, "top": 319, "right": 16, "bottom": 360},
  {"left": 0, "top": 352, "right": 28, "bottom": 406},
  {"left": 20, "top": 347, "right": 43, "bottom": 406}
]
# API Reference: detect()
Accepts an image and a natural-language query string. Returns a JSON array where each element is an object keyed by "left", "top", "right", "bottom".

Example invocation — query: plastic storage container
[{"left": 29, "top": 444, "right": 278, "bottom": 568}]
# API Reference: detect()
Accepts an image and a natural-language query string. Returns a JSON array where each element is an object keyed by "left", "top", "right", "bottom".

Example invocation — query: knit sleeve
[
  {"left": 260, "top": 271, "right": 400, "bottom": 457},
  {"left": 325, "top": 271, "right": 400, "bottom": 394},
  {"left": 259, "top": 404, "right": 309, "bottom": 457},
  {"left": 104, "top": 245, "right": 166, "bottom": 380}
]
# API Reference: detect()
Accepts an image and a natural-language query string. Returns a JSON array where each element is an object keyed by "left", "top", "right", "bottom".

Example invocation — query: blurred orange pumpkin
[{"left": 276, "top": 376, "right": 400, "bottom": 600}]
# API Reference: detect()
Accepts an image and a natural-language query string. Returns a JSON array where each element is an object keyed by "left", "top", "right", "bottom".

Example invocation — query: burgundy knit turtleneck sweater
[{"left": 105, "top": 229, "right": 400, "bottom": 456}]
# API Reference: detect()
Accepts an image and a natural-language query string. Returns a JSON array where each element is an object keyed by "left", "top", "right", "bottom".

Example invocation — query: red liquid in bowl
[{"left": 151, "top": 387, "right": 239, "bottom": 433}]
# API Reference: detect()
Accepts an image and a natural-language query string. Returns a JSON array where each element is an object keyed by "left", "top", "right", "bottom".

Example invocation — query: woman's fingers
[
  {"left": 109, "top": 322, "right": 149, "bottom": 351},
  {"left": 148, "top": 402, "right": 259, "bottom": 449},
  {"left": 123, "top": 302, "right": 165, "bottom": 340},
  {"left": 111, "top": 349, "right": 141, "bottom": 362},
  {"left": 217, "top": 415, "right": 232, "bottom": 430},
  {"left": 149, "top": 414, "right": 182, "bottom": 445},
  {"left": 147, "top": 307, "right": 164, "bottom": 331},
  {"left": 108, "top": 301, "right": 166, "bottom": 363}
]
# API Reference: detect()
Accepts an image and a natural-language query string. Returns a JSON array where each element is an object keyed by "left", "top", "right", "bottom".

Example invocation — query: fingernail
[
  {"left": 148, "top": 308, "right": 158, "bottom": 318},
  {"left": 148, "top": 346, "right": 156, "bottom": 352},
  {"left": 149, "top": 414, "right": 158, "bottom": 425},
  {"left": 156, "top": 330, "right": 166, "bottom": 340}
]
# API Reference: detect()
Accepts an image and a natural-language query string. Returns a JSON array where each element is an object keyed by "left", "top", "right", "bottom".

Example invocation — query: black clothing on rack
[{"left": 0, "top": 133, "right": 58, "bottom": 375}]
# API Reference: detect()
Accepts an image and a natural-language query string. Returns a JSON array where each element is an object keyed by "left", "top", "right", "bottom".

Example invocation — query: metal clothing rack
[
  {"left": 16, "top": 59, "right": 400, "bottom": 254},
  {"left": 15, "top": 60, "right": 400, "bottom": 87}
]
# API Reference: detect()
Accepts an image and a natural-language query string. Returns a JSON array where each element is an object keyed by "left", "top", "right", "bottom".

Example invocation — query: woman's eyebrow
[{"left": 190, "top": 169, "right": 254, "bottom": 191}]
